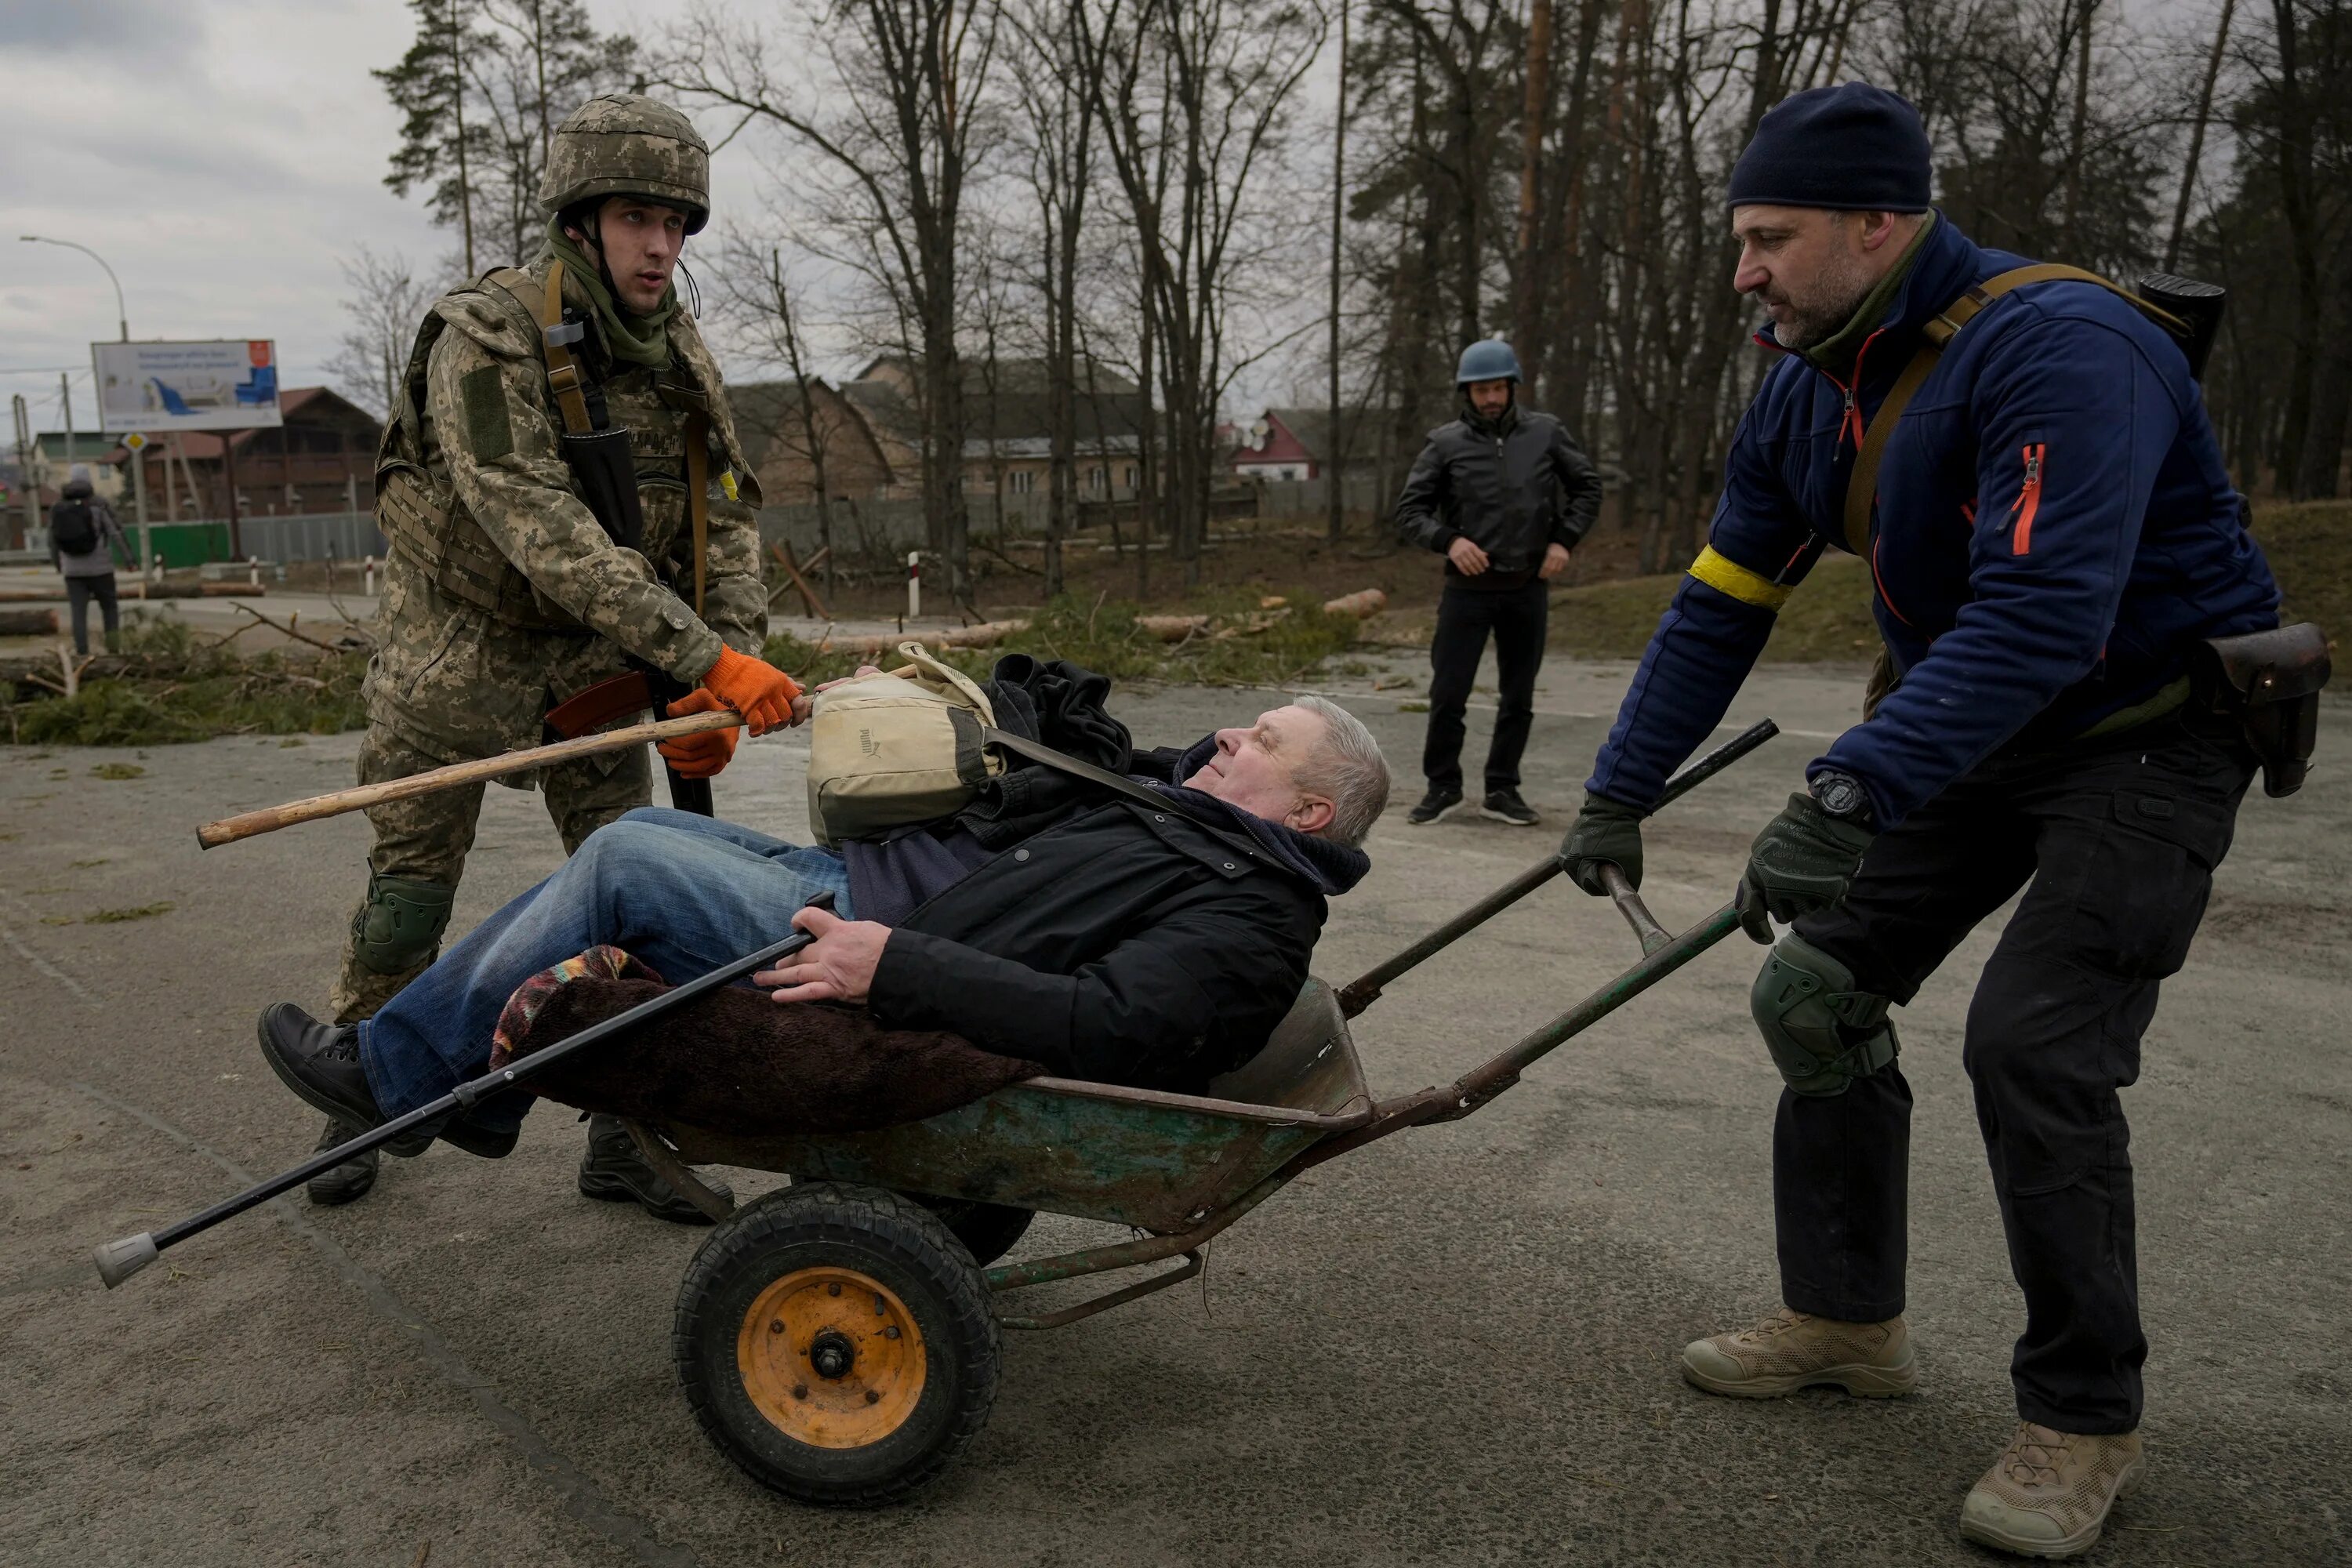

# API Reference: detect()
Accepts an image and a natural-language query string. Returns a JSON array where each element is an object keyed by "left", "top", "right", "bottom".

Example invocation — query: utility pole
[
  {"left": 1327, "top": 0, "right": 1348, "bottom": 546},
  {"left": 10, "top": 394, "right": 35, "bottom": 549},
  {"left": 61, "top": 372, "right": 75, "bottom": 481}
]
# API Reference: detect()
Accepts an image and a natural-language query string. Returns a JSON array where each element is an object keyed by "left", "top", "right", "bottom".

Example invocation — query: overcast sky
[{"left": 0, "top": 0, "right": 786, "bottom": 437}]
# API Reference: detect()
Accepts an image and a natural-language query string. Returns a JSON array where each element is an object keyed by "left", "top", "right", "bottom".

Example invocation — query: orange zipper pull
[{"left": 2009, "top": 443, "right": 2045, "bottom": 554}]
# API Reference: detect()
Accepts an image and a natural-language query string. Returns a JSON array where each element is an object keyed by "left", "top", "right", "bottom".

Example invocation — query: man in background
[
  {"left": 1395, "top": 340, "right": 1602, "bottom": 827},
  {"left": 49, "top": 464, "right": 129, "bottom": 655}
]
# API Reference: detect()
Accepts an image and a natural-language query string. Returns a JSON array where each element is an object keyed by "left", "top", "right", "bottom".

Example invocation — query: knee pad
[
  {"left": 1751, "top": 933, "right": 1900, "bottom": 1098},
  {"left": 351, "top": 873, "right": 456, "bottom": 975}
]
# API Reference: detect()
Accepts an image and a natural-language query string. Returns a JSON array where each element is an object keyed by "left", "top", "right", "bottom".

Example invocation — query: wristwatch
[{"left": 1809, "top": 769, "right": 1876, "bottom": 828}]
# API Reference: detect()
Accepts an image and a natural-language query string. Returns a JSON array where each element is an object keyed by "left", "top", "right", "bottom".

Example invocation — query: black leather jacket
[
  {"left": 1395, "top": 403, "right": 1603, "bottom": 585},
  {"left": 868, "top": 752, "right": 1342, "bottom": 1094}
]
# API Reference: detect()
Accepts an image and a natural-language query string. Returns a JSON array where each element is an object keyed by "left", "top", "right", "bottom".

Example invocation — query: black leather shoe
[
  {"left": 577, "top": 1113, "right": 732, "bottom": 1224},
  {"left": 258, "top": 1004, "right": 431, "bottom": 1157},
  {"left": 305, "top": 1116, "right": 379, "bottom": 1206}
]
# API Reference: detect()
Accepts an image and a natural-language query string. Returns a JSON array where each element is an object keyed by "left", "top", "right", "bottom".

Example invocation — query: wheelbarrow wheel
[
  {"left": 909, "top": 1194, "right": 1033, "bottom": 1267},
  {"left": 673, "top": 1181, "right": 1000, "bottom": 1507}
]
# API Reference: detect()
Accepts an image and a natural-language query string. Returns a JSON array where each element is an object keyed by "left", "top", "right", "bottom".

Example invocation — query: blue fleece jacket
[{"left": 1588, "top": 213, "right": 2279, "bottom": 828}]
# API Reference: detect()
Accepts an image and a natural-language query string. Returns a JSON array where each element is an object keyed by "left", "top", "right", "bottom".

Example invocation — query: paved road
[{"left": 5, "top": 662, "right": 2347, "bottom": 1566}]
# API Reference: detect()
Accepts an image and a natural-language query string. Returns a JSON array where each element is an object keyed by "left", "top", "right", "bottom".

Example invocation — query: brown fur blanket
[{"left": 492, "top": 951, "right": 1043, "bottom": 1137}]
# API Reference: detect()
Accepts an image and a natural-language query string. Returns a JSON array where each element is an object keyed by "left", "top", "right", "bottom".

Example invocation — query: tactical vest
[{"left": 372, "top": 264, "right": 753, "bottom": 633}]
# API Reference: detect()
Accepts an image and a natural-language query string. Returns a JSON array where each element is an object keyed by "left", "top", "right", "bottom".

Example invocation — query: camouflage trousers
[{"left": 329, "top": 725, "right": 652, "bottom": 1024}]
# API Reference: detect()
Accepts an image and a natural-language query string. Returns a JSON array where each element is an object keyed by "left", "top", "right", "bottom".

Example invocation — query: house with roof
[
  {"left": 1227, "top": 405, "right": 1391, "bottom": 482},
  {"left": 125, "top": 387, "right": 382, "bottom": 522},
  {"left": 844, "top": 354, "right": 1155, "bottom": 502},
  {"left": 729, "top": 378, "right": 898, "bottom": 507}
]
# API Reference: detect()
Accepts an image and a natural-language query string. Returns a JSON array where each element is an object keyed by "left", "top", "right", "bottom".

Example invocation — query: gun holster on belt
[{"left": 2190, "top": 622, "right": 2332, "bottom": 798}]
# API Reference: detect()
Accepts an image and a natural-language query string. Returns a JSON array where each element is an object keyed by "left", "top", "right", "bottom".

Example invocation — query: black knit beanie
[{"left": 1726, "top": 82, "right": 1932, "bottom": 212}]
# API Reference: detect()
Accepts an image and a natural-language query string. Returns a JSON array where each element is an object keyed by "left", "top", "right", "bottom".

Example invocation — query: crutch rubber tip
[{"left": 93, "top": 1232, "right": 158, "bottom": 1290}]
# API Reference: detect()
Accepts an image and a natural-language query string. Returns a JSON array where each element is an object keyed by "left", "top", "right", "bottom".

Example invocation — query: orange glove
[
  {"left": 702, "top": 645, "right": 803, "bottom": 735},
  {"left": 658, "top": 688, "right": 738, "bottom": 779}
]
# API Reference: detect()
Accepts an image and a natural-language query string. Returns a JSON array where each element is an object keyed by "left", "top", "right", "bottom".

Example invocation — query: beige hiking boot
[
  {"left": 1958, "top": 1422, "right": 2144, "bottom": 1559},
  {"left": 1679, "top": 1308, "right": 1917, "bottom": 1398}
]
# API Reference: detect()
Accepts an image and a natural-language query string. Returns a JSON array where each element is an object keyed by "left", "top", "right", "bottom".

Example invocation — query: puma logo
[{"left": 858, "top": 729, "right": 880, "bottom": 756}]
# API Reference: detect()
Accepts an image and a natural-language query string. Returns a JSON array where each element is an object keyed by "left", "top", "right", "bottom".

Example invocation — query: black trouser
[
  {"left": 1775, "top": 709, "right": 2255, "bottom": 1433},
  {"left": 65, "top": 574, "right": 120, "bottom": 655},
  {"left": 1422, "top": 579, "right": 1548, "bottom": 793}
]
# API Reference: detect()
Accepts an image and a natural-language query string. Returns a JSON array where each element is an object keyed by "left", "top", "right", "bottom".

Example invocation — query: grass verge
[
  {"left": 1546, "top": 501, "right": 2343, "bottom": 662},
  {"left": 3, "top": 617, "right": 368, "bottom": 747},
  {"left": 764, "top": 589, "right": 1367, "bottom": 690}
]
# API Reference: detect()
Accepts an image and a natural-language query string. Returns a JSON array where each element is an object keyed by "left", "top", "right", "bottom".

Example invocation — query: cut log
[
  {"left": 1321, "top": 588, "right": 1388, "bottom": 619},
  {"left": 0, "top": 609, "right": 60, "bottom": 637},
  {"left": 1135, "top": 614, "right": 1210, "bottom": 642}
]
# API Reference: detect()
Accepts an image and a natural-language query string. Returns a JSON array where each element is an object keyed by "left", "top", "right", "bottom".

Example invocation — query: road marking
[
  {"left": 9, "top": 846, "right": 695, "bottom": 1559},
  {"left": 70, "top": 1080, "right": 705, "bottom": 1568}
]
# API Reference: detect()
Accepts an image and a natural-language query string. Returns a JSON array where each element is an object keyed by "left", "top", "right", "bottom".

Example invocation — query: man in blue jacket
[{"left": 1557, "top": 84, "right": 2278, "bottom": 1559}]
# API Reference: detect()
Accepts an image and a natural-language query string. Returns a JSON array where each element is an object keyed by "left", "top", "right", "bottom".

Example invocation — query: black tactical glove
[
  {"left": 1559, "top": 792, "right": 1646, "bottom": 895},
  {"left": 1737, "top": 789, "right": 1875, "bottom": 942}
]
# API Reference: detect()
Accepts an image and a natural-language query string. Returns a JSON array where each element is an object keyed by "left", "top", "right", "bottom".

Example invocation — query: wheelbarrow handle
[
  {"left": 93, "top": 895, "right": 839, "bottom": 1290},
  {"left": 1335, "top": 719, "right": 1777, "bottom": 1017},
  {"left": 1433, "top": 898, "right": 1747, "bottom": 1121}
]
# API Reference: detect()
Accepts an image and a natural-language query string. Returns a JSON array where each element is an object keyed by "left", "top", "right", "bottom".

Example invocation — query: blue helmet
[{"left": 1455, "top": 339, "right": 1522, "bottom": 385}]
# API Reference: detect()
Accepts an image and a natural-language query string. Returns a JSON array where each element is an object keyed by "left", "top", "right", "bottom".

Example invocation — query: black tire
[
  {"left": 910, "top": 1194, "right": 1034, "bottom": 1267},
  {"left": 673, "top": 1181, "right": 1000, "bottom": 1507}
]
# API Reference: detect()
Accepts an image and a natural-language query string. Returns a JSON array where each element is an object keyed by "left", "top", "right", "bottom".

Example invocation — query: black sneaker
[
  {"left": 1481, "top": 788, "right": 1540, "bottom": 826},
  {"left": 305, "top": 1116, "right": 379, "bottom": 1206},
  {"left": 578, "top": 1114, "right": 734, "bottom": 1225},
  {"left": 1406, "top": 786, "right": 1465, "bottom": 826}
]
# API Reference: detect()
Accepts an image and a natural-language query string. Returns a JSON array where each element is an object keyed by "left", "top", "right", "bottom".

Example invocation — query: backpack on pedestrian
[{"left": 49, "top": 494, "right": 98, "bottom": 556}]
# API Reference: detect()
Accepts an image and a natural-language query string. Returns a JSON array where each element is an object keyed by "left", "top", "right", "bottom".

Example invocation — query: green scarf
[
  {"left": 1802, "top": 210, "right": 1939, "bottom": 379},
  {"left": 545, "top": 218, "right": 677, "bottom": 369}
]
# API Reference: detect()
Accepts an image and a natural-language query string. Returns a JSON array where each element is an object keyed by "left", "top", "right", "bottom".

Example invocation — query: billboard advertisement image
[{"left": 93, "top": 339, "right": 283, "bottom": 433}]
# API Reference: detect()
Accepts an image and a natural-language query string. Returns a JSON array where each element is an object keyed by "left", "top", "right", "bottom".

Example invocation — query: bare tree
[
  {"left": 326, "top": 248, "right": 444, "bottom": 418},
  {"left": 663, "top": 0, "right": 1000, "bottom": 606},
  {"left": 1077, "top": 0, "right": 1330, "bottom": 583}
]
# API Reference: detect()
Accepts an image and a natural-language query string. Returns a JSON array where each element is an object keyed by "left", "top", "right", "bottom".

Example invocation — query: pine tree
[{"left": 376, "top": 0, "right": 637, "bottom": 274}]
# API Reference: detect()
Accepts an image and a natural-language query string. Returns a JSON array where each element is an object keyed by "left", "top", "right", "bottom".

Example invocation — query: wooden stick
[
  {"left": 767, "top": 542, "right": 832, "bottom": 621},
  {"left": 195, "top": 710, "right": 744, "bottom": 850}
]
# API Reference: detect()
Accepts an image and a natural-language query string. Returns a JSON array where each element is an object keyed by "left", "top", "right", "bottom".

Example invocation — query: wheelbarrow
[
  {"left": 95, "top": 720, "right": 1779, "bottom": 1508},
  {"left": 619, "top": 719, "right": 1781, "bottom": 1505}
]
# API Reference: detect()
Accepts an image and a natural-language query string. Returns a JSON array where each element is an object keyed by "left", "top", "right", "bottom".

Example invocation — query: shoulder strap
[
  {"left": 485, "top": 263, "right": 595, "bottom": 437},
  {"left": 981, "top": 725, "right": 1263, "bottom": 859},
  {"left": 1840, "top": 264, "right": 2189, "bottom": 555}
]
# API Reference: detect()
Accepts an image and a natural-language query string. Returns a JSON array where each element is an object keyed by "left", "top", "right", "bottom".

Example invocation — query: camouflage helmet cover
[{"left": 541, "top": 94, "right": 710, "bottom": 234}]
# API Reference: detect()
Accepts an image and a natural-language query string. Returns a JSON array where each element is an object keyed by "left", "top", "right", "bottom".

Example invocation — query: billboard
[{"left": 93, "top": 339, "right": 282, "bottom": 433}]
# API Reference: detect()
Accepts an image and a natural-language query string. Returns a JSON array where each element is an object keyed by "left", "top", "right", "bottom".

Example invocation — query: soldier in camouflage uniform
[{"left": 309, "top": 94, "right": 804, "bottom": 1215}]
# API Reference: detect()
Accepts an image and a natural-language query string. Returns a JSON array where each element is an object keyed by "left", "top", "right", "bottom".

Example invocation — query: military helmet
[
  {"left": 541, "top": 94, "right": 710, "bottom": 234},
  {"left": 1456, "top": 339, "right": 1523, "bottom": 385}
]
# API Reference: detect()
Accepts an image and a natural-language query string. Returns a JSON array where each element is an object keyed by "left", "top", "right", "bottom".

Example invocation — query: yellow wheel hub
[{"left": 737, "top": 1266, "right": 927, "bottom": 1447}]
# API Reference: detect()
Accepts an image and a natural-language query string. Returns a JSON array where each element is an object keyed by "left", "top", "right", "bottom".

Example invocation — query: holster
[{"left": 2189, "top": 622, "right": 2331, "bottom": 798}]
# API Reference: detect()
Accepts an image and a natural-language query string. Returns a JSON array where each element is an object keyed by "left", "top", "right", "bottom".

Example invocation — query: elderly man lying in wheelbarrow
[{"left": 253, "top": 686, "right": 1391, "bottom": 1164}]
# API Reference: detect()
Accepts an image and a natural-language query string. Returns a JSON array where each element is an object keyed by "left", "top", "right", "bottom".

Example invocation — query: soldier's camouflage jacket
[{"left": 366, "top": 252, "right": 767, "bottom": 767}]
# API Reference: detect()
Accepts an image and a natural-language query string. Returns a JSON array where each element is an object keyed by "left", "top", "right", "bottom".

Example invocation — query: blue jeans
[{"left": 358, "top": 808, "right": 852, "bottom": 1129}]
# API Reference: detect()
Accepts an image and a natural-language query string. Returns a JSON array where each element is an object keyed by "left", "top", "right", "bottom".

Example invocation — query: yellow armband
[{"left": 1688, "top": 545, "right": 1795, "bottom": 611}]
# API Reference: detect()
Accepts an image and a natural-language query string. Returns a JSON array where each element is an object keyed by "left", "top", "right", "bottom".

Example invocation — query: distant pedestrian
[
  {"left": 49, "top": 464, "right": 129, "bottom": 655},
  {"left": 1396, "top": 340, "right": 1602, "bottom": 827}
]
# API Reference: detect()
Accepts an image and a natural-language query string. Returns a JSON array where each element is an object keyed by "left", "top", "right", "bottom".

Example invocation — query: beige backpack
[{"left": 804, "top": 644, "right": 1006, "bottom": 846}]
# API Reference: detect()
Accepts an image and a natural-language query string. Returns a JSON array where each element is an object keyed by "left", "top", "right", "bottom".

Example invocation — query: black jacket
[
  {"left": 866, "top": 750, "right": 1358, "bottom": 1095},
  {"left": 1395, "top": 404, "right": 1603, "bottom": 586}
]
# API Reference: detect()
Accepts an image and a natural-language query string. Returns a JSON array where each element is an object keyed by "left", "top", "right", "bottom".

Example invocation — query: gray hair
[{"left": 1290, "top": 694, "right": 1391, "bottom": 849}]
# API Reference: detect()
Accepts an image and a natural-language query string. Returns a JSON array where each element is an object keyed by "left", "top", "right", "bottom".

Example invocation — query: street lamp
[{"left": 20, "top": 234, "right": 129, "bottom": 341}]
